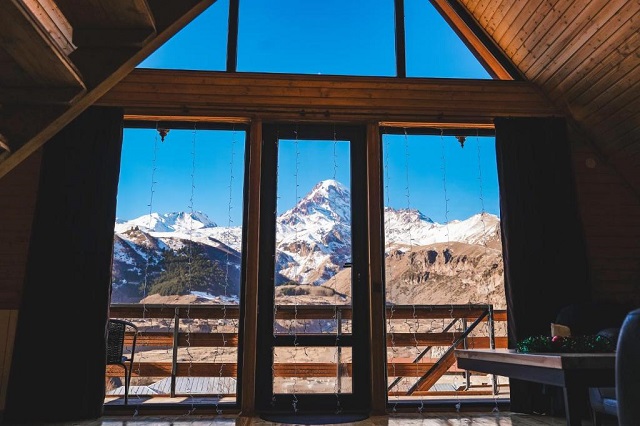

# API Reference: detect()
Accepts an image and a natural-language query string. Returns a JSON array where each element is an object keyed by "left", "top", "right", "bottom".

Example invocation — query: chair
[
  {"left": 616, "top": 308, "right": 640, "bottom": 426},
  {"left": 107, "top": 319, "right": 138, "bottom": 404},
  {"left": 554, "top": 302, "right": 629, "bottom": 425}
]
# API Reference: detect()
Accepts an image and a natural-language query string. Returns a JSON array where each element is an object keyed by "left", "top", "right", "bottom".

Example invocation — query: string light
[
  {"left": 183, "top": 124, "right": 196, "bottom": 409},
  {"left": 291, "top": 125, "right": 300, "bottom": 413},
  {"left": 401, "top": 128, "right": 425, "bottom": 413},
  {"left": 131, "top": 124, "right": 162, "bottom": 405},
  {"left": 474, "top": 130, "right": 501, "bottom": 410},
  {"left": 271, "top": 130, "right": 279, "bottom": 410},
  {"left": 382, "top": 131, "right": 399, "bottom": 412},
  {"left": 440, "top": 129, "right": 451, "bottom": 244},
  {"left": 218, "top": 126, "right": 237, "bottom": 413},
  {"left": 142, "top": 126, "right": 160, "bottom": 304},
  {"left": 331, "top": 125, "right": 342, "bottom": 414}
]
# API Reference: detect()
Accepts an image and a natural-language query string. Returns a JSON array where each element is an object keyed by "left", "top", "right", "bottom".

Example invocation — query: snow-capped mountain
[
  {"left": 111, "top": 179, "right": 503, "bottom": 305},
  {"left": 275, "top": 180, "right": 352, "bottom": 285},
  {"left": 384, "top": 208, "right": 501, "bottom": 249},
  {"left": 112, "top": 211, "right": 241, "bottom": 303},
  {"left": 115, "top": 211, "right": 217, "bottom": 233}
]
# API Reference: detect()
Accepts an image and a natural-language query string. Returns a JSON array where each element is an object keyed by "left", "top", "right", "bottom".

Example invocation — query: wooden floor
[{"left": 3, "top": 412, "right": 618, "bottom": 425}]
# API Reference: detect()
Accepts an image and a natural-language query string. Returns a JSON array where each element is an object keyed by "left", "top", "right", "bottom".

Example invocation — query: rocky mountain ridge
[{"left": 111, "top": 179, "right": 504, "bottom": 307}]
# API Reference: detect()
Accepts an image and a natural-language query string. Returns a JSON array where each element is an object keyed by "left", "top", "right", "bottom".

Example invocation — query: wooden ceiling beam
[
  {"left": 0, "top": 0, "right": 216, "bottom": 180},
  {"left": 96, "top": 69, "right": 560, "bottom": 124},
  {"left": 22, "top": 0, "right": 75, "bottom": 55},
  {"left": 0, "top": 0, "right": 84, "bottom": 88}
]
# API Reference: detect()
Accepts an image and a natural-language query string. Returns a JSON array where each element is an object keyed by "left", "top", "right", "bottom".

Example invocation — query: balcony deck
[{"left": 106, "top": 303, "right": 508, "bottom": 410}]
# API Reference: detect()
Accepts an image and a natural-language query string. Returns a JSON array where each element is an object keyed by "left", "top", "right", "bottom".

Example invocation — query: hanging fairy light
[
  {"left": 291, "top": 125, "right": 300, "bottom": 413},
  {"left": 439, "top": 131, "right": 467, "bottom": 412},
  {"left": 216, "top": 126, "right": 237, "bottom": 413},
  {"left": 184, "top": 123, "right": 197, "bottom": 411},
  {"left": 474, "top": 130, "right": 501, "bottom": 410},
  {"left": 331, "top": 125, "right": 342, "bottom": 414},
  {"left": 130, "top": 124, "right": 162, "bottom": 406},
  {"left": 401, "top": 129, "right": 425, "bottom": 413},
  {"left": 381, "top": 129, "right": 396, "bottom": 410},
  {"left": 440, "top": 129, "right": 451, "bottom": 243},
  {"left": 271, "top": 130, "right": 280, "bottom": 410}
]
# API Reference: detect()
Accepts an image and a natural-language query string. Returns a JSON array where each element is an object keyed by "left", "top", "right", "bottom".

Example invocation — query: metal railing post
[
  {"left": 171, "top": 307, "right": 180, "bottom": 397},
  {"left": 488, "top": 304, "right": 497, "bottom": 395},
  {"left": 462, "top": 317, "right": 470, "bottom": 391},
  {"left": 336, "top": 307, "right": 342, "bottom": 393}
]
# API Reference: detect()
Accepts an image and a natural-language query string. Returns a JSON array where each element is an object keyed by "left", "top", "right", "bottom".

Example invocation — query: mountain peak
[
  {"left": 384, "top": 206, "right": 434, "bottom": 224},
  {"left": 115, "top": 211, "right": 217, "bottom": 233},
  {"left": 311, "top": 179, "right": 348, "bottom": 194},
  {"left": 280, "top": 179, "right": 351, "bottom": 226}
]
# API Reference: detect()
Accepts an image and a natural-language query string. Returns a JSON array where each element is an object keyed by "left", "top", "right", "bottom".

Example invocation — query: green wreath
[{"left": 517, "top": 335, "right": 615, "bottom": 353}]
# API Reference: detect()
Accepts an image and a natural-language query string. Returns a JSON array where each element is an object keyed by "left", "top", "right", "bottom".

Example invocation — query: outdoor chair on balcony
[{"left": 106, "top": 319, "right": 138, "bottom": 405}]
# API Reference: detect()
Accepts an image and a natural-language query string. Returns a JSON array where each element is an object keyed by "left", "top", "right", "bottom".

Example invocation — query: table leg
[{"left": 563, "top": 386, "right": 586, "bottom": 426}]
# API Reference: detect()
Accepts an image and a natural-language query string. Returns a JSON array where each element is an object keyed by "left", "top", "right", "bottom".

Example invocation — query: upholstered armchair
[{"left": 616, "top": 308, "right": 640, "bottom": 426}]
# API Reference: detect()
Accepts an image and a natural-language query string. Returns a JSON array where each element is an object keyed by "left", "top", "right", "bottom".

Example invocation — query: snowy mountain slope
[{"left": 112, "top": 179, "right": 503, "bottom": 304}]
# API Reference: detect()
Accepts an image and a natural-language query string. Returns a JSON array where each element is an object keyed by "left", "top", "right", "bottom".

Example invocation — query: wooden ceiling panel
[
  {"left": 546, "top": 11, "right": 639, "bottom": 100},
  {"left": 572, "top": 53, "right": 640, "bottom": 123},
  {"left": 510, "top": 0, "right": 568, "bottom": 66},
  {"left": 55, "top": 0, "right": 156, "bottom": 47},
  {"left": 533, "top": 2, "right": 627, "bottom": 84},
  {"left": 55, "top": 0, "right": 155, "bottom": 30},
  {"left": 479, "top": 0, "right": 511, "bottom": 36},
  {"left": 491, "top": 0, "right": 529, "bottom": 47},
  {"left": 469, "top": 0, "right": 491, "bottom": 16},
  {"left": 522, "top": 2, "right": 607, "bottom": 78},
  {"left": 461, "top": 0, "right": 640, "bottom": 196},
  {"left": 575, "top": 68, "right": 640, "bottom": 127},
  {"left": 0, "top": 49, "right": 33, "bottom": 87},
  {"left": 501, "top": 0, "right": 551, "bottom": 58}
]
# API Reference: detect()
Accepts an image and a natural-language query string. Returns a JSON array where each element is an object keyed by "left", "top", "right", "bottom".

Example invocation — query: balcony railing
[{"left": 106, "top": 304, "right": 507, "bottom": 402}]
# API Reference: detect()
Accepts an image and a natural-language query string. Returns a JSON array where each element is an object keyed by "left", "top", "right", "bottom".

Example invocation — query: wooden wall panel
[
  {"left": 0, "top": 310, "right": 18, "bottom": 412},
  {"left": 571, "top": 141, "right": 640, "bottom": 305},
  {"left": 0, "top": 150, "right": 41, "bottom": 309}
]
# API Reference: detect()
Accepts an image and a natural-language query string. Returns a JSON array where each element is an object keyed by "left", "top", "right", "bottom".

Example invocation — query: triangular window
[
  {"left": 138, "top": 0, "right": 510, "bottom": 79},
  {"left": 405, "top": 0, "right": 490, "bottom": 78},
  {"left": 138, "top": 0, "right": 230, "bottom": 71}
]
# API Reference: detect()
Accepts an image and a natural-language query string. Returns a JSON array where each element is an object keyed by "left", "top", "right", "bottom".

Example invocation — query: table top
[{"left": 455, "top": 348, "right": 616, "bottom": 370}]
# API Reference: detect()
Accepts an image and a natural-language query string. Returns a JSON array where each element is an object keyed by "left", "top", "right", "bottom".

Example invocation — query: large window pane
[
  {"left": 137, "top": 1, "right": 229, "bottom": 71},
  {"left": 382, "top": 131, "right": 508, "bottom": 404},
  {"left": 107, "top": 126, "right": 246, "bottom": 405},
  {"left": 405, "top": 0, "right": 491, "bottom": 78},
  {"left": 237, "top": 0, "right": 396, "bottom": 76}
]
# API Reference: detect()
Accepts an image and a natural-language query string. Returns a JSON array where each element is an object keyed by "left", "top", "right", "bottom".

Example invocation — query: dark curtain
[
  {"left": 4, "top": 107, "right": 124, "bottom": 423},
  {"left": 494, "top": 117, "right": 590, "bottom": 414}
]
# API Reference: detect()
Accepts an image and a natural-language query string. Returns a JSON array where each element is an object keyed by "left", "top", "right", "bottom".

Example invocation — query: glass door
[{"left": 256, "top": 124, "right": 371, "bottom": 414}]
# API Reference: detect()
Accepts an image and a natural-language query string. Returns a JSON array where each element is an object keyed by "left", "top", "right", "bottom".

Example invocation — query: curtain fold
[
  {"left": 4, "top": 107, "right": 124, "bottom": 423},
  {"left": 494, "top": 117, "right": 590, "bottom": 414}
]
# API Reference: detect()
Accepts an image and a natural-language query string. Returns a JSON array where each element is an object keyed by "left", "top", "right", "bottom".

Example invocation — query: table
[{"left": 454, "top": 349, "right": 615, "bottom": 426}]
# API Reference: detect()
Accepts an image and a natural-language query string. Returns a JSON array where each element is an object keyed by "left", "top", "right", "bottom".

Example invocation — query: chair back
[
  {"left": 107, "top": 319, "right": 129, "bottom": 364},
  {"left": 617, "top": 308, "right": 640, "bottom": 426}
]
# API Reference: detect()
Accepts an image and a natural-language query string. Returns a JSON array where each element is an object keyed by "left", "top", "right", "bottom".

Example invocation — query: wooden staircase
[{"left": 0, "top": 0, "right": 215, "bottom": 178}]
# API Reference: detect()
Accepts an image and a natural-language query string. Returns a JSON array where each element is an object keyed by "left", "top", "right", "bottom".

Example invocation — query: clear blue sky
[{"left": 116, "top": 0, "right": 499, "bottom": 225}]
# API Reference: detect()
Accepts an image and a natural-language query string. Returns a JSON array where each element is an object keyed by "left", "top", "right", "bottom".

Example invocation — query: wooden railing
[{"left": 107, "top": 304, "right": 507, "bottom": 399}]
